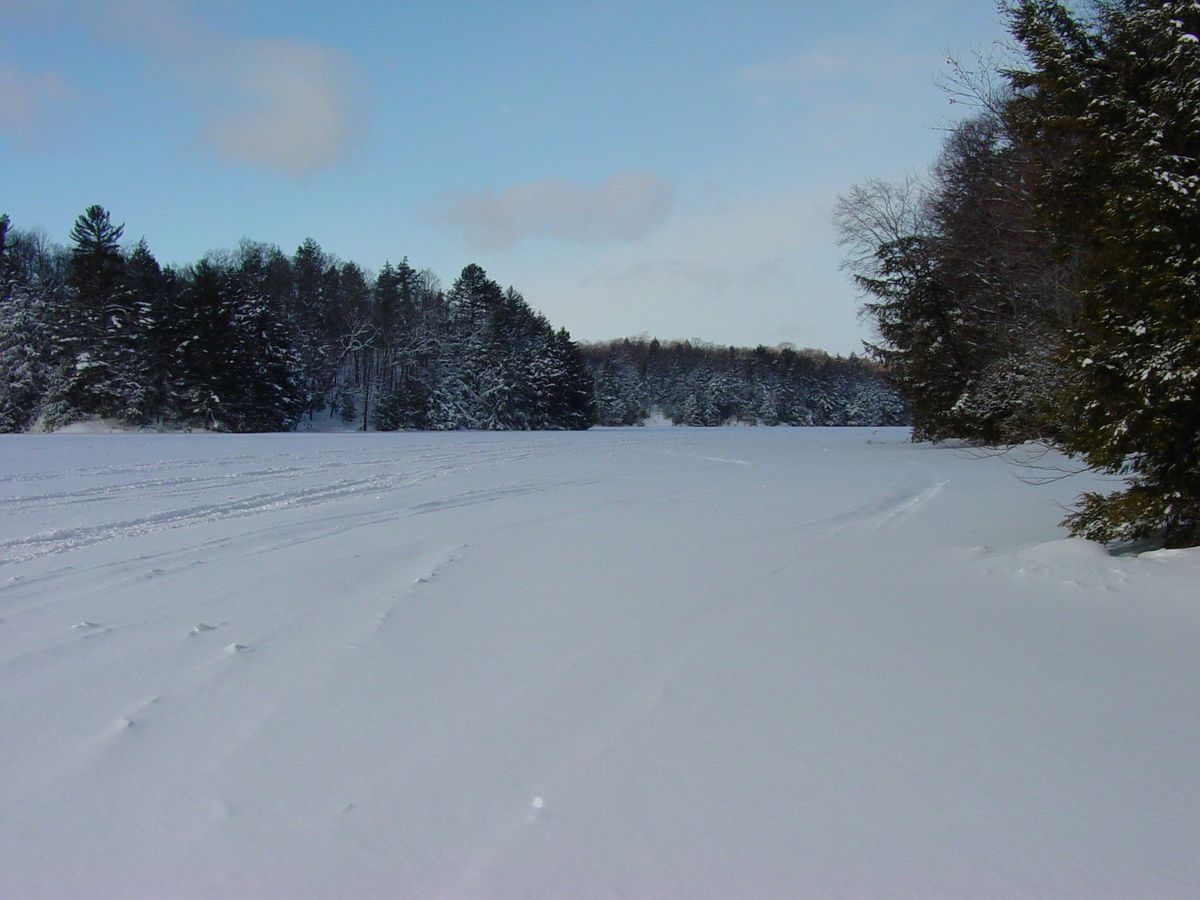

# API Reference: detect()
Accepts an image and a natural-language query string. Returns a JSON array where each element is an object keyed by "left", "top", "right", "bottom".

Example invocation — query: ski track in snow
[
  {"left": 0, "top": 438, "right": 612, "bottom": 567},
  {"left": 1, "top": 427, "right": 1198, "bottom": 897}
]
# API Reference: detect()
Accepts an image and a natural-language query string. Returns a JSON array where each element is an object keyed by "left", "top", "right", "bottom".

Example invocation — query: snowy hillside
[{"left": 1, "top": 428, "right": 1197, "bottom": 897}]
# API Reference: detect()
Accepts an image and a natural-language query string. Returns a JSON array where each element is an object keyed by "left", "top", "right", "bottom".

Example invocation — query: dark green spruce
[{"left": 836, "top": 0, "right": 1200, "bottom": 546}]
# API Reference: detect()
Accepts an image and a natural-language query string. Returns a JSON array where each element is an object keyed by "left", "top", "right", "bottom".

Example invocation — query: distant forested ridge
[
  {"left": 584, "top": 338, "right": 905, "bottom": 427},
  {"left": 0, "top": 206, "right": 902, "bottom": 434}
]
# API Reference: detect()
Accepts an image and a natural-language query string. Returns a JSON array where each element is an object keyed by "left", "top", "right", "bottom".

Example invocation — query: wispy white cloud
[
  {"left": 514, "top": 187, "right": 867, "bottom": 353},
  {"left": 578, "top": 254, "right": 790, "bottom": 327},
  {"left": 198, "top": 38, "right": 364, "bottom": 176},
  {"left": 432, "top": 170, "right": 675, "bottom": 249},
  {"left": 1, "top": 0, "right": 365, "bottom": 176},
  {"left": 0, "top": 62, "right": 69, "bottom": 139},
  {"left": 575, "top": 191, "right": 827, "bottom": 314}
]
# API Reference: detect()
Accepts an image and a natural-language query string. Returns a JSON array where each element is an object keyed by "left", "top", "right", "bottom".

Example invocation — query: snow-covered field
[{"left": 1, "top": 427, "right": 1197, "bottom": 897}]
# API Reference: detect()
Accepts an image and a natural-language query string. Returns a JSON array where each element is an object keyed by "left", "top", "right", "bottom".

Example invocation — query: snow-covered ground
[{"left": 1, "top": 427, "right": 1197, "bottom": 897}]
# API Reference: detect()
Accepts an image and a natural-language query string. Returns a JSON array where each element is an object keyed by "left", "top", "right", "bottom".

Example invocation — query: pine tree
[
  {"left": 0, "top": 216, "right": 54, "bottom": 431},
  {"left": 1007, "top": 0, "right": 1200, "bottom": 545},
  {"left": 289, "top": 238, "right": 333, "bottom": 420},
  {"left": 853, "top": 235, "right": 969, "bottom": 439},
  {"left": 174, "top": 259, "right": 236, "bottom": 429},
  {"left": 542, "top": 328, "right": 596, "bottom": 429},
  {"left": 124, "top": 242, "right": 163, "bottom": 419},
  {"left": 757, "top": 386, "right": 781, "bottom": 426},
  {"left": 593, "top": 357, "right": 644, "bottom": 425},
  {"left": 56, "top": 204, "right": 136, "bottom": 419},
  {"left": 448, "top": 263, "right": 503, "bottom": 329},
  {"left": 369, "top": 258, "right": 427, "bottom": 430},
  {"left": 228, "top": 251, "right": 303, "bottom": 431}
]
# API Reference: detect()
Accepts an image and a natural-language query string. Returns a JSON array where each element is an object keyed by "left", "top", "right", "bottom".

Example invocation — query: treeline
[
  {"left": 835, "top": 0, "right": 1199, "bottom": 546},
  {"left": 0, "top": 207, "right": 594, "bottom": 433},
  {"left": 0, "top": 205, "right": 905, "bottom": 438},
  {"left": 584, "top": 338, "right": 906, "bottom": 427}
]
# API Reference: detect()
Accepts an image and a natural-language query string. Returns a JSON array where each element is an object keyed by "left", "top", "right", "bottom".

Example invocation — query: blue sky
[{"left": 1, "top": 1, "right": 1010, "bottom": 355}]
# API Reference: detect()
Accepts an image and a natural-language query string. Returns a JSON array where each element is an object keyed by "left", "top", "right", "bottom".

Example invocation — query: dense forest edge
[
  {"left": 585, "top": 339, "right": 904, "bottom": 428},
  {"left": 836, "top": 0, "right": 1199, "bottom": 546},
  {"left": 0, "top": 208, "right": 903, "bottom": 439}
]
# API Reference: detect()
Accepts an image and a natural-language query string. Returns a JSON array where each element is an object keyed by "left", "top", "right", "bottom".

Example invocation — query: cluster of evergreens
[
  {"left": 837, "top": 0, "right": 1200, "bottom": 547},
  {"left": 0, "top": 207, "right": 902, "bottom": 439},
  {"left": 0, "top": 207, "right": 595, "bottom": 433},
  {"left": 584, "top": 338, "right": 906, "bottom": 427}
]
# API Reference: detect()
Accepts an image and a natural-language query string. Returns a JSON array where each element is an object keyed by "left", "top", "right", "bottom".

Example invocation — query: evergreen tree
[
  {"left": 373, "top": 262, "right": 401, "bottom": 337},
  {"left": 228, "top": 249, "right": 304, "bottom": 431},
  {"left": 853, "top": 235, "right": 969, "bottom": 439},
  {"left": 0, "top": 216, "right": 54, "bottom": 431},
  {"left": 289, "top": 238, "right": 332, "bottom": 419},
  {"left": 757, "top": 386, "right": 781, "bottom": 426},
  {"left": 369, "top": 258, "right": 428, "bottom": 430},
  {"left": 925, "top": 113, "right": 1075, "bottom": 441},
  {"left": 580, "top": 338, "right": 898, "bottom": 427},
  {"left": 0, "top": 208, "right": 612, "bottom": 434},
  {"left": 835, "top": 113, "right": 1074, "bottom": 443},
  {"left": 593, "top": 357, "right": 644, "bottom": 425},
  {"left": 57, "top": 204, "right": 137, "bottom": 419},
  {"left": 448, "top": 263, "right": 503, "bottom": 328},
  {"left": 678, "top": 393, "right": 702, "bottom": 426},
  {"left": 543, "top": 328, "right": 596, "bottom": 429},
  {"left": 1007, "top": 0, "right": 1200, "bottom": 545}
]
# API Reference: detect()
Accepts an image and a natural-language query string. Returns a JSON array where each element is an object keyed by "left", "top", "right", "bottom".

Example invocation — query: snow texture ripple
[{"left": 1, "top": 427, "right": 1198, "bottom": 898}]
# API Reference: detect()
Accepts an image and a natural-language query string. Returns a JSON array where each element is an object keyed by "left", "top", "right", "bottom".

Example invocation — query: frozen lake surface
[{"left": 1, "top": 427, "right": 1197, "bottom": 897}]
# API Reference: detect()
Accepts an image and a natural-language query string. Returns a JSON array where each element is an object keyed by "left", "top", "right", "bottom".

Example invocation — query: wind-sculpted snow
[{"left": 1, "top": 428, "right": 1198, "bottom": 897}]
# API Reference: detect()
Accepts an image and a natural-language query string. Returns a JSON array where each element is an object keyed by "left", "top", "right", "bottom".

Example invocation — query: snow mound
[
  {"left": 48, "top": 417, "right": 134, "bottom": 435},
  {"left": 1137, "top": 545, "right": 1200, "bottom": 564},
  {"left": 1012, "top": 537, "right": 1114, "bottom": 566},
  {"left": 1000, "top": 538, "right": 1124, "bottom": 591}
]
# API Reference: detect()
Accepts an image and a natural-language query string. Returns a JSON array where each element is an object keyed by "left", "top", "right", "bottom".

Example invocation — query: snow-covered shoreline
[{"left": 2, "top": 428, "right": 1197, "bottom": 896}]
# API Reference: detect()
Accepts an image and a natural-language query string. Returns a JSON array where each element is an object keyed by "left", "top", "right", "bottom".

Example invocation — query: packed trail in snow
[{"left": 1, "top": 427, "right": 1197, "bottom": 897}]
